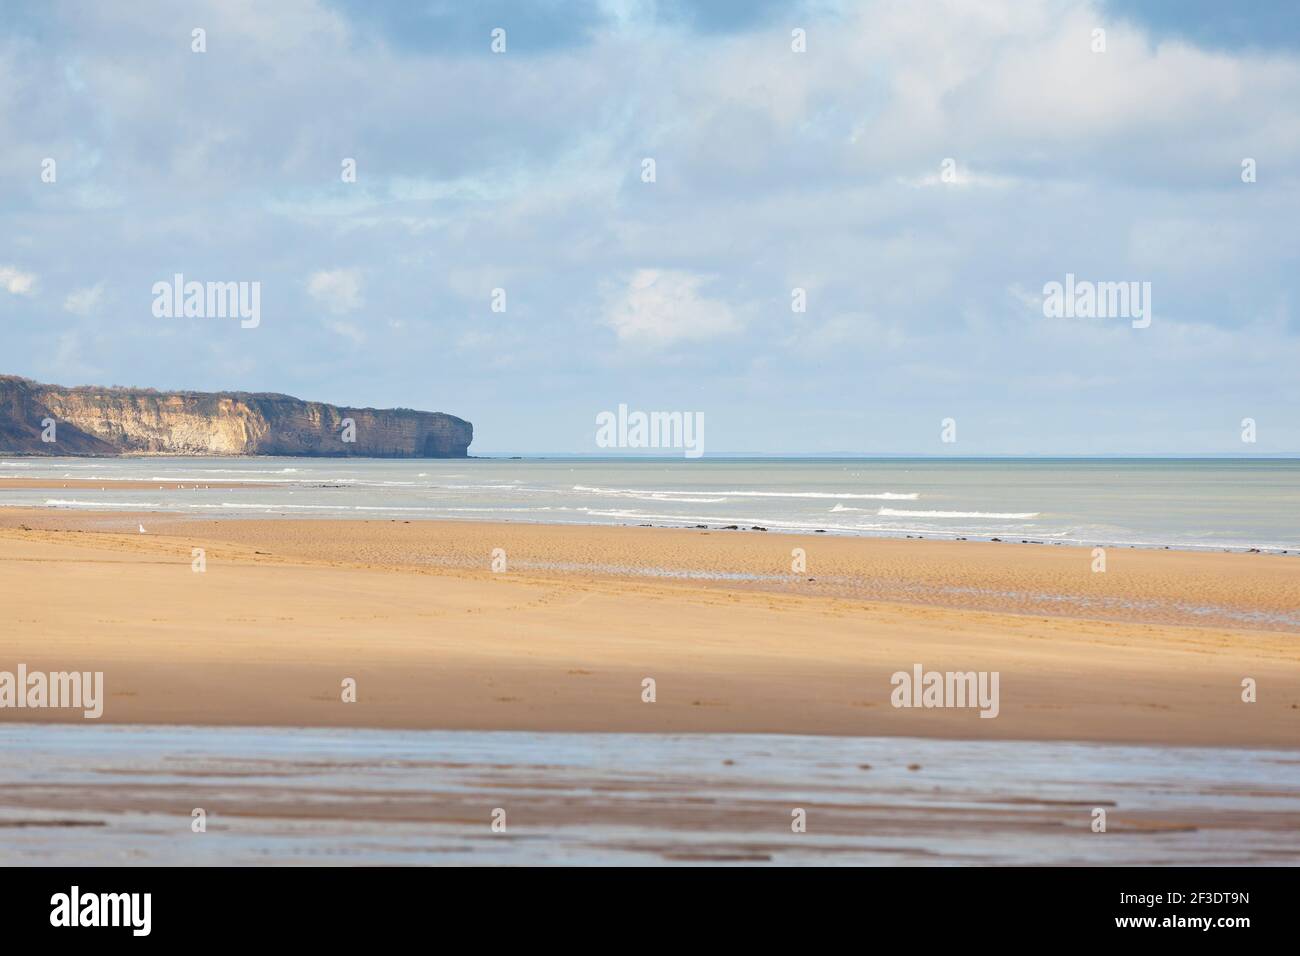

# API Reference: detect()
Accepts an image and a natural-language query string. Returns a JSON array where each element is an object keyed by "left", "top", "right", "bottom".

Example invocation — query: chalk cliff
[{"left": 0, "top": 376, "right": 472, "bottom": 458}]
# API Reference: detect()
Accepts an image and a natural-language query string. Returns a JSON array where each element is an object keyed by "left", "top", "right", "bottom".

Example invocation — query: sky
[{"left": 1, "top": 0, "right": 1297, "bottom": 455}]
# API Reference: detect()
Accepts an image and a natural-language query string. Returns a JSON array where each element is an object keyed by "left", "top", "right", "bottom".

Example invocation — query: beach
[
  {"left": 6, "top": 0, "right": 1300, "bottom": 885},
  {"left": 5, "top": 725, "right": 1298, "bottom": 866},
  {"left": 4, "top": 505, "right": 1299, "bottom": 866},
  {"left": 2, "top": 507, "right": 1296, "bottom": 746}
]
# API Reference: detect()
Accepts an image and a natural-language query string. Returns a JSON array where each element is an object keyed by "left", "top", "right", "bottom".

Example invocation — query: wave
[
  {"left": 640, "top": 494, "right": 727, "bottom": 503},
  {"left": 584, "top": 508, "right": 865, "bottom": 532},
  {"left": 189, "top": 503, "right": 333, "bottom": 510},
  {"left": 148, "top": 467, "right": 302, "bottom": 475},
  {"left": 573, "top": 485, "right": 917, "bottom": 500},
  {"left": 184, "top": 503, "right": 589, "bottom": 515},
  {"left": 138, "top": 475, "right": 304, "bottom": 484},
  {"left": 44, "top": 499, "right": 162, "bottom": 508},
  {"left": 438, "top": 483, "right": 538, "bottom": 491},
  {"left": 876, "top": 508, "right": 1039, "bottom": 519}
]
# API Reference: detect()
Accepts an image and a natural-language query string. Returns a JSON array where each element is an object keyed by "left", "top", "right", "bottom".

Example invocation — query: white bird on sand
[{"left": 138, "top": 524, "right": 146, "bottom": 534}]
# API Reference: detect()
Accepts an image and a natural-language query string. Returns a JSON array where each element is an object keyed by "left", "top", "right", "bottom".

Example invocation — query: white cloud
[
  {"left": 326, "top": 320, "right": 366, "bottom": 346},
  {"left": 0, "top": 1, "right": 1296, "bottom": 452},
  {"left": 306, "top": 269, "right": 363, "bottom": 314},
  {"left": 0, "top": 266, "right": 37, "bottom": 296},
  {"left": 1007, "top": 283, "right": 1044, "bottom": 313},
  {"left": 603, "top": 269, "right": 741, "bottom": 346},
  {"left": 64, "top": 283, "right": 104, "bottom": 315},
  {"left": 41, "top": 330, "right": 103, "bottom": 383},
  {"left": 898, "top": 165, "right": 1019, "bottom": 189}
]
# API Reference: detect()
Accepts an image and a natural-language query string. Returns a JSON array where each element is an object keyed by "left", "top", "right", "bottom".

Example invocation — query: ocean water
[
  {"left": 2, "top": 457, "right": 1298, "bottom": 552},
  {"left": 2, "top": 725, "right": 1297, "bottom": 866}
]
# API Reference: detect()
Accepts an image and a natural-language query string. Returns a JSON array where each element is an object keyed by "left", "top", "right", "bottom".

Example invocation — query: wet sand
[
  {"left": 2, "top": 725, "right": 1297, "bottom": 866},
  {"left": 1, "top": 510, "right": 1297, "bottom": 745}
]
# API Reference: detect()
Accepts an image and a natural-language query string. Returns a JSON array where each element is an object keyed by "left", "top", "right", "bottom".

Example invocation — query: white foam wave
[
  {"left": 144, "top": 475, "right": 304, "bottom": 484},
  {"left": 573, "top": 485, "right": 916, "bottom": 500},
  {"left": 148, "top": 467, "right": 302, "bottom": 475},
  {"left": 876, "top": 508, "right": 1039, "bottom": 519},
  {"left": 641, "top": 494, "right": 727, "bottom": 503},
  {"left": 44, "top": 499, "right": 162, "bottom": 508}
]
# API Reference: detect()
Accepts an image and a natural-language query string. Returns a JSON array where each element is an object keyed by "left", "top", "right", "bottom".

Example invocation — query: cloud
[
  {"left": 306, "top": 269, "right": 364, "bottom": 315},
  {"left": 0, "top": 1, "right": 1296, "bottom": 451},
  {"left": 897, "top": 165, "right": 1019, "bottom": 189},
  {"left": 326, "top": 320, "right": 366, "bottom": 346},
  {"left": 63, "top": 282, "right": 104, "bottom": 315},
  {"left": 1007, "top": 283, "right": 1045, "bottom": 313},
  {"left": 0, "top": 267, "right": 37, "bottom": 296},
  {"left": 41, "top": 330, "right": 103, "bottom": 383},
  {"left": 603, "top": 269, "right": 741, "bottom": 346}
]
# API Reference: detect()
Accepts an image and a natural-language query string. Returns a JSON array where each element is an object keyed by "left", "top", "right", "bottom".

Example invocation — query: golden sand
[{"left": 1, "top": 509, "right": 1296, "bottom": 745}]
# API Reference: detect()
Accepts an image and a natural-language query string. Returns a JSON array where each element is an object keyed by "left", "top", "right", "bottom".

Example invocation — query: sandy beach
[{"left": 1, "top": 508, "right": 1296, "bottom": 746}]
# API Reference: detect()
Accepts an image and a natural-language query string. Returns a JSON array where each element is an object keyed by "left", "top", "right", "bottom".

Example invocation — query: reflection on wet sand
[{"left": 2, "top": 726, "right": 1297, "bottom": 866}]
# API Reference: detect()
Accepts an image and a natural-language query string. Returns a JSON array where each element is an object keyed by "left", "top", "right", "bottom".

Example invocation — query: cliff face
[{"left": 0, "top": 376, "right": 472, "bottom": 458}]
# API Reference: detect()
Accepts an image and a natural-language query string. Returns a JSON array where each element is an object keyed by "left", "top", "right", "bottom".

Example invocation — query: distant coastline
[{"left": 0, "top": 375, "right": 471, "bottom": 458}]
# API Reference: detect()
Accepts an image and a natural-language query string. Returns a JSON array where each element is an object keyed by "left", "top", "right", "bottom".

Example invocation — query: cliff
[{"left": 0, "top": 376, "right": 472, "bottom": 458}]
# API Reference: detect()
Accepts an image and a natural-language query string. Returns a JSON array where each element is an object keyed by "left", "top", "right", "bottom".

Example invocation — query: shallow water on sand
[
  {"left": 1, "top": 725, "right": 1297, "bottom": 866},
  {"left": 3, "top": 457, "right": 1299, "bottom": 551}
]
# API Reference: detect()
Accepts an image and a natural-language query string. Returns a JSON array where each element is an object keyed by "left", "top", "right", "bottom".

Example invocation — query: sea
[{"left": 3, "top": 456, "right": 1298, "bottom": 552}]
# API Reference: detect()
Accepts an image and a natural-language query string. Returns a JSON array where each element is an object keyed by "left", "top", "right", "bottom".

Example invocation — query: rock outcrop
[{"left": 0, "top": 376, "right": 472, "bottom": 458}]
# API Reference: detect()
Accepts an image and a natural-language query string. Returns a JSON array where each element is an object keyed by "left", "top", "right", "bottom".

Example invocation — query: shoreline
[
  {"left": 0, "top": 478, "right": 256, "bottom": 491},
  {"left": 2, "top": 508, "right": 1297, "bottom": 745},
  {"left": 3, "top": 458, "right": 1298, "bottom": 556},
  {"left": 2, "top": 498, "right": 1297, "bottom": 556},
  {"left": 3, "top": 508, "right": 1298, "bottom": 631}
]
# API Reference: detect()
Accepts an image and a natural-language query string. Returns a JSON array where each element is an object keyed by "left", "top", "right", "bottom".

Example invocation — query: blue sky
[{"left": 1, "top": 0, "right": 1297, "bottom": 454}]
